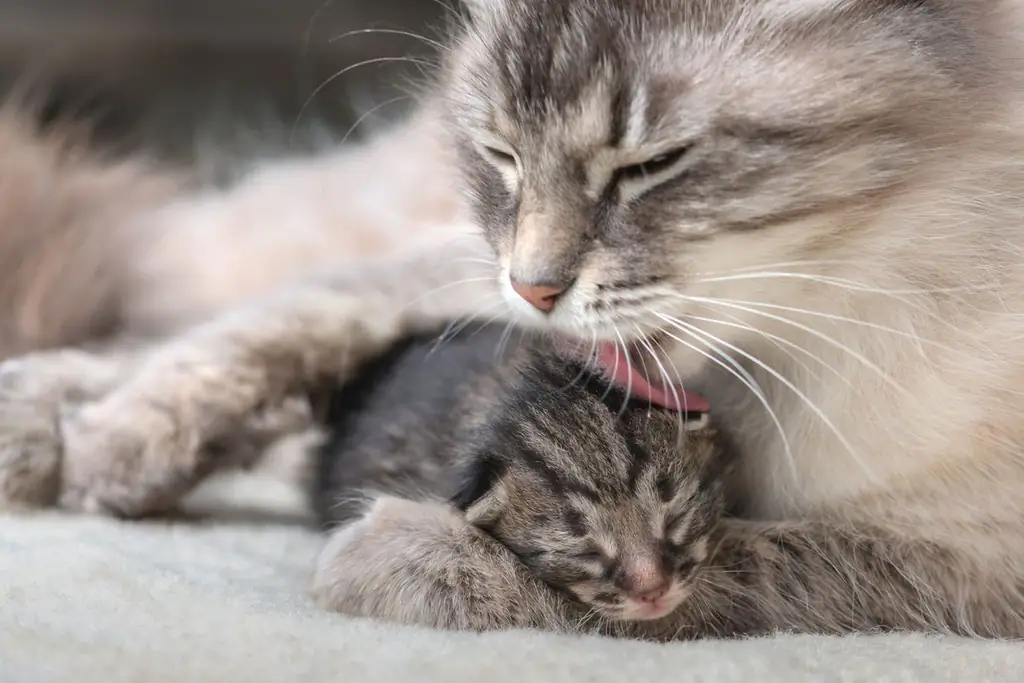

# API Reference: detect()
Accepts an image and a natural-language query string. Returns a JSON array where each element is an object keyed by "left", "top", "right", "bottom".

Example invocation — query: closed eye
[
  {"left": 664, "top": 509, "right": 694, "bottom": 541},
  {"left": 575, "top": 549, "right": 607, "bottom": 563},
  {"left": 480, "top": 145, "right": 518, "bottom": 168},
  {"left": 616, "top": 146, "right": 690, "bottom": 184}
]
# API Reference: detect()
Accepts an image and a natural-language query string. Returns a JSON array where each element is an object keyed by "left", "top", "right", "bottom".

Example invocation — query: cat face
[
  {"left": 452, "top": 355, "right": 726, "bottom": 621},
  {"left": 442, "top": 0, "right": 994, "bottom": 373}
]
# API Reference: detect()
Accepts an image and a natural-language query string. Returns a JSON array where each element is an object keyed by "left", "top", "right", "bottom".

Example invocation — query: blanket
[{"left": 2, "top": 472, "right": 1023, "bottom": 683}]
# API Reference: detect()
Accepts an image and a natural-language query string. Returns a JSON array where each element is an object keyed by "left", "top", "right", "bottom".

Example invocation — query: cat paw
[
  {"left": 0, "top": 399, "right": 61, "bottom": 510},
  {"left": 57, "top": 394, "right": 202, "bottom": 517},
  {"left": 311, "top": 495, "right": 572, "bottom": 632},
  {"left": 0, "top": 350, "right": 109, "bottom": 510}
]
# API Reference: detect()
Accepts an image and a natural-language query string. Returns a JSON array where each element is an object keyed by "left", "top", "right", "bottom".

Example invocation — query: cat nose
[{"left": 509, "top": 279, "right": 568, "bottom": 313}]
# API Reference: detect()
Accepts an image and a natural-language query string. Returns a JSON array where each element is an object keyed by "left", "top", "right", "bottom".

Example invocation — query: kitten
[
  {"left": 6, "top": 0, "right": 1024, "bottom": 641},
  {"left": 314, "top": 324, "right": 724, "bottom": 623}
]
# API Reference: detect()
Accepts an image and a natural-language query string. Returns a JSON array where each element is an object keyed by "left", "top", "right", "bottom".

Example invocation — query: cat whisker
[
  {"left": 336, "top": 95, "right": 411, "bottom": 147},
  {"left": 692, "top": 270, "right": 997, "bottom": 297},
  {"left": 613, "top": 327, "right": 634, "bottom": 421},
  {"left": 397, "top": 276, "right": 498, "bottom": 316},
  {"left": 554, "top": 327, "right": 598, "bottom": 395},
  {"left": 426, "top": 296, "right": 508, "bottom": 357},
  {"left": 493, "top": 317, "right": 519, "bottom": 361},
  {"left": 685, "top": 312, "right": 851, "bottom": 391},
  {"left": 691, "top": 259, "right": 890, "bottom": 277},
  {"left": 650, "top": 334, "right": 692, "bottom": 445},
  {"left": 656, "top": 312, "right": 874, "bottom": 483},
  {"left": 674, "top": 294, "right": 918, "bottom": 401},
  {"left": 633, "top": 326, "right": 687, "bottom": 450},
  {"left": 293, "top": 56, "right": 437, "bottom": 136},
  {"left": 597, "top": 332, "right": 623, "bottom": 406},
  {"left": 681, "top": 276, "right": 990, "bottom": 353},
  {"left": 329, "top": 28, "right": 449, "bottom": 52},
  {"left": 653, "top": 313, "right": 797, "bottom": 481}
]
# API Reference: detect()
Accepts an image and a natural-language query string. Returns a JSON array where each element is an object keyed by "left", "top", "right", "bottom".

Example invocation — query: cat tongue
[{"left": 595, "top": 342, "right": 710, "bottom": 413}]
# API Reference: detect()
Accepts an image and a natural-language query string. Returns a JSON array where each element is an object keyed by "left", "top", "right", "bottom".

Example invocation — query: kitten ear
[{"left": 450, "top": 453, "right": 506, "bottom": 525}]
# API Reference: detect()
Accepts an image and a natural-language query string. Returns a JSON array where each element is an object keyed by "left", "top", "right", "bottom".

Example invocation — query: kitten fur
[
  {"left": 3, "top": 0, "right": 1024, "bottom": 640},
  {"left": 315, "top": 324, "right": 724, "bottom": 622}
]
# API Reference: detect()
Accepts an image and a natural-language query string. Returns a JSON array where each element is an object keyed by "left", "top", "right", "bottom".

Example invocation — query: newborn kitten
[{"left": 315, "top": 324, "right": 726, "bottom": 622}]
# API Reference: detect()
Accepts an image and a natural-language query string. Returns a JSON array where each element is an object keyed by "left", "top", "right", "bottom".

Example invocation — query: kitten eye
[
  {"left": 664, "top": 510, "right": 692, "bottom": 540},
  {"left": 575, "top": 550, "right": 606, "bottom": 563},
  {"left": 617, "top": 146, "right": 690, "bottom": 183}
]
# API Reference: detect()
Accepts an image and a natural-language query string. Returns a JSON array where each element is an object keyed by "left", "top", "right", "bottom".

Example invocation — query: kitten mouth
[{"left": 593, "top": 341, "right": 710, "bottom": 414}]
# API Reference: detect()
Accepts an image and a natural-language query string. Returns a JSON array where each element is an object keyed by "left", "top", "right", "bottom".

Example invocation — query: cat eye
[
  {"left": 479, "top": 144, "right": 519, "bottom": 170},
  {"left": 616, "top": 146, "right": 691, "bottom": 183}
]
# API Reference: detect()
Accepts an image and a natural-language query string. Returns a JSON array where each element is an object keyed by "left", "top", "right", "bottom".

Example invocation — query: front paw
[
  {"left": 58, "top": 396, "right": 202, "bottom": 517},
  {"left": 0, "top": 350, "right": 114, "bottom": 510},
  {"left": 311, "top": 496, "right": 573, "bottom": 632}
]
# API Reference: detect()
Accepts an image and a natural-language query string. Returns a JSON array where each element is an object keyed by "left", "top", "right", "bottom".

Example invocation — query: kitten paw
[{"left": 312, "top": 496, "right": 573, "bottom": 632}]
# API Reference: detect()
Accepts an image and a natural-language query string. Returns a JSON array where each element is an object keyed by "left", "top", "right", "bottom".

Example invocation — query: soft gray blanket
[{"left": 3, "top": 473, "right": 1023, "bottom": 683}]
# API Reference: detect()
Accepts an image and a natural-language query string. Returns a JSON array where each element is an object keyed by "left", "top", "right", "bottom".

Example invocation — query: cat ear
[{"left": 450, "top": 453, "right": 505, "bottom": 525}]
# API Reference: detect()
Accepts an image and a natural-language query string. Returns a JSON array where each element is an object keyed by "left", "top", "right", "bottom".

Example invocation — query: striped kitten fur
[{"left": 315, "top": 325, "right": 725, "bottom": 624}]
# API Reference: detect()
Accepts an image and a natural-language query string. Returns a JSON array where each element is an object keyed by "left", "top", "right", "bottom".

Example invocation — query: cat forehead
[{"left": 450, "top": 0, "right": 968, "bottom": 142}]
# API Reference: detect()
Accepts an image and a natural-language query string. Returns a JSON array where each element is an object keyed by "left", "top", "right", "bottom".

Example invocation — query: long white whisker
[
  {"left": 555, "top": 327, "right": 598, "bottom": 394},
  {"left": 613, "top": 327, "right": 634, "bottom": 421},
  {"left": 679, "top": 286, "right": 982, "bottom": 356},
  {"left": 654, "top": 314, "right": 795, "bottom": 478},
  {"left": 677, "top": 295, "right": 917, "bottom": 401},
  {"left": 398, "top": 276, "right": 498, "bottom": 316},
  {"left": 329, "top": 27, "right": 448, "bottom": 52},
  {"left": 656, "top": 312, "right": 873, "bottom": 482},
  {"left": 685, "top": 313, "right": 852, "bottom": 391},
  {"left": 336, "top": 95, "right": 411, "bottom": 147},
  {"left": 426, "top": 297, "right": 506, "bottom": 357},
  {"left": 692, "top": 271, "right": 995, "bottom": 296},
  {"left": 293, "top": 56, "right": 435, "bottom": 134},
  {"left": 634, "top": 327, "right": 686, "bottom": 450}
]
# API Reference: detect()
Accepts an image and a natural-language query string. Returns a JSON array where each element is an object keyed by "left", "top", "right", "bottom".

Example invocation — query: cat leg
[
  {"left": 311, "top": 495, "right": 578, "bottom": 632},
  {"left": 57, "top": 248, "right": 502, "bottom": 517},
  {"left": 640, "top": 518, "right": 1024, "bottom": 640}
]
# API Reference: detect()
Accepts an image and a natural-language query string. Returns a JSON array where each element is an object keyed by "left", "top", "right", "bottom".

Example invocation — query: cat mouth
[{"left": 593, "top": 341, "right": 710, "bottom": 414}]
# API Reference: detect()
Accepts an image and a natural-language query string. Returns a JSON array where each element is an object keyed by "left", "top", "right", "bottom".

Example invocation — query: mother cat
[{"left": 5, "top": 0, "right": 1024, "bottom": 637}]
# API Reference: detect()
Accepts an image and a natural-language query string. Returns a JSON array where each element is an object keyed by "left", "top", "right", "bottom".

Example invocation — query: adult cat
[{"left": 5, "top": 0, "right": 1024, "bottom": 637}]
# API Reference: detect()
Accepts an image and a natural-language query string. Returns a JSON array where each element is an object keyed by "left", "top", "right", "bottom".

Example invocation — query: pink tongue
[{"left": 595, "top": 342, "right": 710, "bottom": 413}]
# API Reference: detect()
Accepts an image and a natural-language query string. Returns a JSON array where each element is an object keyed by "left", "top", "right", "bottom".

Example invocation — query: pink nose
[
  {"left": 629, "top": 582, "right": 669, "bottom": 603},
  {"left": 510, "top": 280, "right": 567, "bottom": 313}
]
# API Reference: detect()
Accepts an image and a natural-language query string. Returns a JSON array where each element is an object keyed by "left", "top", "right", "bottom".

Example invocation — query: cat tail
[{"left": 0, "top": 95, "right": 184, "bottom": 360}]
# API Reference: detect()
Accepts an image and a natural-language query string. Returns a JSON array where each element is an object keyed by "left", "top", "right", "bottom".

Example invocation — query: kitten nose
[
  {"left": 510, "top": 280, "right": 568, "bottom": 313},
  {"left": 622, "top": 555, "right": 670, "bottom": 602},
  {"left": 630, "top": 581, "right": 669, "bottom": 603}
]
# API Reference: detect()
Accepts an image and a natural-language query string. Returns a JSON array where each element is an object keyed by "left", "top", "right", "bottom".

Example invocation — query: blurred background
[{"left": 0, "top": 0, "right": 449, "bottom": 183}]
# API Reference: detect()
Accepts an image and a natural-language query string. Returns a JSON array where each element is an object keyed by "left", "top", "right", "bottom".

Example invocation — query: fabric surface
[{"left": 2, "top": 475, "right": 1024, "bottom": 683}]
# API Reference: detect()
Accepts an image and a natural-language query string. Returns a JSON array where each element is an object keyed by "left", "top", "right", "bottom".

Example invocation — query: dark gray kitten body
[{"left": 314, "top": 325, "right": 727, "bottom": 622}]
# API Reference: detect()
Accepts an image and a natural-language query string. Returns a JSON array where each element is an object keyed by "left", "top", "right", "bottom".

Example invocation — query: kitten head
[
  {"left": 441, "top": 0, "right": 1009, "bottom": 371},
  {"left": 451, "top": 353, "right": 726, "bottom": 621}
]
